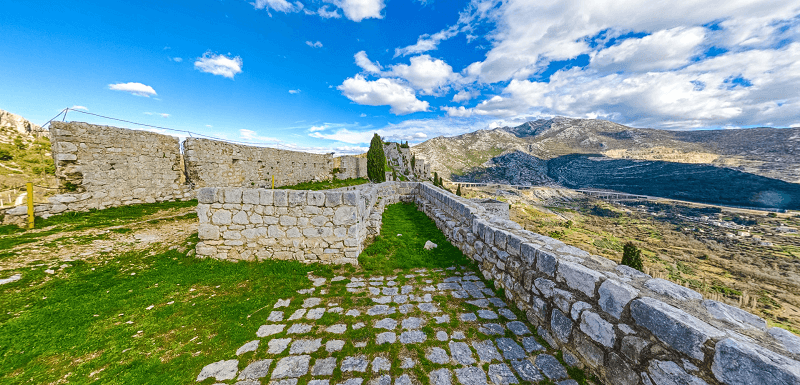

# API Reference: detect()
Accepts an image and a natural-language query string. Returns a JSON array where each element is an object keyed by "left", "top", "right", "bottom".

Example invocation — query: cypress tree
[
  {"left": 456, "top": 184, "right": 462, "bottom": 196},
  {"left": 434, "top": 172, "right": 439, "bottom": 186},
  {"left": 410, "top": 155, "right": 416, "bottom": 172},
  {"left": 367, "top": 133, "right": 386, "bottom": 183},
  {"left": 621, "top": 242, "right": 644, "bottom": 272}
]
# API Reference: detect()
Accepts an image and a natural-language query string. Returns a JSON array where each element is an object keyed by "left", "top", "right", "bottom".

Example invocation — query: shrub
[
  {"left": 0, "top": 149, "right": 11, "bottom": 161},
  {"left": 367, "top": 133, "right": 386, "bottom": 183},
  {"left": 621, "top": 242, "right": 644, "bottom": 271},
  {"left": 456, "top": 184, "right": 462, "bottom": 196}
]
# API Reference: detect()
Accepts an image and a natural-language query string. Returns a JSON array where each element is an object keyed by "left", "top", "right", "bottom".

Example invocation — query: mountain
[
  {"left": 0, "top": 109, "right": 55, "bottom": 199},
  {"left": 412, "top": 117, "right": 800, "bottom": 209},
  {"left": 0, "top": 108, "right": 43, "bottom": 138}
]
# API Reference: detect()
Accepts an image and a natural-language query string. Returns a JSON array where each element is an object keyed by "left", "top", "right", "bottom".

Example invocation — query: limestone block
[
  {"left": 647, "top": 360, "right": 707, "bottom": 385},
  {"left": 537, "top": 250, "right": 558, "bottom": 277},
  {"left": 557, "top": 261, "right": 604, "bottom": 298},
  {"left": 606, "top": 353, "right": 638, "bottom": 385},
  {"left": 199, "top": 224, "right": 220, "bottom": 240},
  {"left": 288, "top": 191, "right": 306, "bottom": 206},
  {"left": 274, "top": 191, "right": 288, "bottom": 206},
  {"left": 630, "top": 297, "right": 724, "bottom": 360},
  {"left": 520, "top": 243, "right": 537, "bottom": 266},
  {"left": 212, "top": 210, "right": 232, "bottom": 225},
  {"left": 551, "top": 309, "right": 573, "bottom": 344},
  {"left": 644, "top": 278, "right": 702, "bottom": 302},
  {"left": 233, "top": 211, "right": 250, "bottom": 225},
  {"left": 702, "top": 300, "right": 766, "bottom": 331},
  {"left": 197, "top": 188, "right": 217, "bottom": 203},
  {"left": 280, "top": 216, "right": 297, "bottom": 226},
  {"left": 712, "top": 338, "right": 800, "bottom": 385},
  {"left": 768, "top": 327, "right": 800, "bottom": 355},
  {"left": 535, "top": 278, "right": 555, "bottom": 298},
  {"left": 242, "top": 189, "right": 260, "bottom": 204},
  {"left": 574, "top": 332, "right": 604, "bottom": 368},
  {"left": 598, "top": 280, "right": 639, "bottom": 320},
  {"left": 324, "top": 191, "right": 342, "bottom": 207},
  {"left": 307, "top": 192, "right": 325, "bottom": 206},
  {"left": 579, "top": 311, "right": 615, "bottom": 348},
  {"left": 225, "top": 188, "right": 243, "bottom": 204},
  {"left": 621, "top": 335, "right": 648, "bottom": 364},
  {"left": 333, "top": 206, "right": 357, "bottom": 226},
  {"left": 260, "top": 190, "right": 274, "bottom": 205}
]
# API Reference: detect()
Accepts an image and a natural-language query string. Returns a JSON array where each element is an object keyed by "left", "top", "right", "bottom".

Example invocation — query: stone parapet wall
[
  {"left": 411, "top": 182, "right": 800, "bottom": 385},
  {"left": 193, "top": 182, "right": 418, "bottom": 263}
]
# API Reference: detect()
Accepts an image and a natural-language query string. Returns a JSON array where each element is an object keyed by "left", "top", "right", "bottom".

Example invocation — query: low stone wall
[
  {"left": 412, "top": 182, "right": 800, "bottom": 385},
  {"left": 193, "top": 182, "right": 418, "bottom": 263},
  {"left": 193, "top": 181, "right": 800, "bottom": 384}
]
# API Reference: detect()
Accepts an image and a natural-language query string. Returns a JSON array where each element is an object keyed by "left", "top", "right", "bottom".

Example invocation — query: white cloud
[
  {"left": 206, "top": 124, "right": 213, "bottom": 128},
  {"left": 311, "top": 117, "right": 487, "bottom": 145},
  {"left": 306, "top": 41, "right": 323, "bottom": 48},
  {"left": 388, "top": 55, "right": 460, "bottom": 95},
  {"left": 69, "top": 105, "right": 88, "bottom": 111},
  {"left": 254, "top": 0, "right": 301, "bottom": 13},
  {"left": 317, "top": 6, "right": 342, "bottom": 18},
  {"left": 394, "top": 25, "right": 459, "bottom": 57},
  {"left": 332, "top": 0, "right": 385, "bottom": 22},
  {"left": 354, "top": 51, "right": 382, "bottom": 73},
  {"left": 108, "top": 82, "right": 157, "bottom": 97},
  {"left": 171, "top": 57, "right": 183, "bottom": 63},
  {"left": 144, "top": 112, "right": 170, "bottom": 118},
  {"left": 289, "top": 89, "right": 301, "bottom": 94},
  {"left": 360, "top": 113, "right": 367, "bottom": 117},
  {"left": 452, "top": 90, "right": 478, "bottom": 103},
  {"left": 590, "top": 27, "right": 706, "bottom": 72},
  {"left": 194, "top": 51, "right": 243, "bottom": 79},
  {"left": 338, "top": 75, "right": 430, "bottom": 115}
]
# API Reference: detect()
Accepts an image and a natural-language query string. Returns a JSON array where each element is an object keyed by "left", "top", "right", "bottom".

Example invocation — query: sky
[{"left": 1, "top": 0, "right": 799, "bottom": 154}]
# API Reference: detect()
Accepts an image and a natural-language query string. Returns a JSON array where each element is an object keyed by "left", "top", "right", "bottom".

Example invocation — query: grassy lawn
[{"left": 278, "top": 178, "right": 369, "bottom": 191}]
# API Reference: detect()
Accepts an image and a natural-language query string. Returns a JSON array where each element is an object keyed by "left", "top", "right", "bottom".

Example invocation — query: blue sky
[{"left": 2, "top": 0, "right": 799, "bottom": 154}]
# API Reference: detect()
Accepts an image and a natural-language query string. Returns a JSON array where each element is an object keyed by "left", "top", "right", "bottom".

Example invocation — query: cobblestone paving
[{"left": 196, "top": 267, "right": 587, "bottom": 385}]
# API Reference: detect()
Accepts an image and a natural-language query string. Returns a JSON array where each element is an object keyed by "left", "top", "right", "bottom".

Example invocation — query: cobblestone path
[{"left": 196, "top": 267, "right": 588, "bottom": 385}]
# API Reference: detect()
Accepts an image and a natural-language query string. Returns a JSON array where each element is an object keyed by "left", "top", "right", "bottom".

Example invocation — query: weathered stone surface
[
  {"left": 272, "top": 355, "right": 311, "bottom": 379},
  {"left": 437, "top": 331, "right": 449, "bottom": 341},
  {"left": 419, "top": 303, "right": 440, "bottom": 312},
  {"left": 648, "top": 360, "right": 707, "bottom": 385},
  {"left": 579, "top": 311, "right": 615, "bottom": 348},
  {"left": 551, "top": 309, "right": 574, "bottom": 344},
  {"left": 268, "top": 311, "right": 284, "bottom": 322},
  {"left": 521, "top": 337, "right": 544, "bottom": 353},
  {"left": 303, "top": 297, "right": 322, "bottom": 308},
  {"left": 340, "top": 379, "right": 364, "bottom": 385},
  {"left": 534, "top": 278, "right": 556, "bottom": 298},
  {"left": 271, "top": 379, "right": 299, "bottom": 385},
  {"left": 537, "top": 250, "right": 558, "bottom": 277},
  {"left": 510, "top": 359, "right": 544, "bottom": 382},
  {"left": 428, "top": 347, "right": 451, "bottom": 364},
  {"left": 368, "top": 305, "right": 395, "bottom": 315},
  {"left": 473, "top": 340, "right": 502, "bottom": 362},
  {"left": 326, "top": 324, "right": 347, "bottom": 334},
  {"left": 312, "top": 357, "right": 337, "bottom": 376},
  {"left": 574, "top": 332, "right": 604, "bottom": 367},
  {"left": 488, "top": 298, "right": 507, "bottom": 307},
  {"left": 326, "top": 340, "right": 345, "bottom": 352},
  {"left": 598, "top": 280, "right": 639, "bottom": 320},
  {"left": 607, "top": 353, "right": 638, "bottom": 385},
  {"left": 286, "top": 324, "right": 313, "bottom": 334},
  {"left": 236, "top": 340, "right": 260, "bottom": 355},
  {"left": 455, "top": 366, "right": 489, "bottom": 385},
  {"left": 377, "top": 332, "right": 397, "bottom": 344},
  {"left": 631, "top": 297, "right": 724, "bottom": 360},
  {"left": 256, "top": 324, "right": 286, "bottom": 337},
  {"left": 238, "top": 359, "right": 272, "bottom": 380},
  {"left": 310, "top": 380, "right": 330, "bottom": 385},
  {"left": 570, "top": 302, "right": 591, "bottom": 321},
  {"left": 477, "top": 310, "right": 498, "bottom": 319},
  {"left": 498, "top": 308, "right": 516, "bottom": 320},
  {"left": 268, "top": 338, "right": 292, "bottom": 354},
  {"left": 372, "top": 375, "right": 392, "bottom": 385},
  {"left": 461, "top": 313, "right": 478, "bottom": 322},
  {"left": 372, "top": 357, "right": 391, "bottom": 372},
  {"left": 306, "top": 308, "right": 326, "bottom": 320},
  {"left": 290, "top": 338, "right": 322, "bottom": 354},
  {"left": 197, "top": 359, "right": 239, "bottom": 382},
  {"left": 535, "top": 354, "right": 568, "bottom": 380},
  {"left": 375, "top": 318, "right": 398, "bottom": 330},
  {"left": 450, "top": 341, "right": 477, "bottom": 365},
  {"left": 621, "top": 335, "right": 648, "bottom": 363},
  {"left": 557, "top": 261, "right": 603, "bottom": 298},
  {"left": 488, "top": 364, "right": 519, "bottom": 385},
  {"left": 341, "top": 356, "right": 369, "bottom": 372},
  {"left": 480, "top": 323, "right": 505, "bottom": 335},
  {"left": 430, "top": 368, "right": 452, "bottom": 385},
  {"left": 506, "top": 321, "right": 531, "bottom": 336},
  {"left": 288, "top": 309, "right": 306, "bottom": 320},
  {"left": 402, "top": 317, "right": 424, "bottom": 330},
  {"left": 495, "top": 338, "right": 526, "bottom": 360},
  {"left": 768, "top": 327, "right": 800, "bottom": 355},
  {"left": 400, "top": 331, "right": 427, "bottom": 344},
  {"left": 702, "top": 300, "right": 767, "bottom": 330},
  {"left": 644, "top": 278, "right": 702, "bottom": 302},
  {"left": 712, "top": 338, "right": 800, "bottom": 385}
]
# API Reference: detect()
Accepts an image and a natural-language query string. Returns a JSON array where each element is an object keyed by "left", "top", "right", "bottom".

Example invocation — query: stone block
[
  {"left": 233, "top": 211, "right": 250, "bottom": 225},
  {"left": 537, "top": 249, "right": 558, "bottom": 277},
  {"left": 197, "top": 188, "right": 216, "bottom": 203},
  {"left": 343, "top": 191, "right": 358, "bottom": 206},
  {"left": 702, "top": 300, "right": 766, "bottom": 330},
  {"left": 579, "top": 311, "right": 615, "bottom": 348},
  {"left": 557, "top": 261, "right": 604, "bottom": 298},
  {"left": 574, "top": 332, "right": 604, "bottom": 368},
  {"left": 553, "top": 289, "right": 574, "bottom": 313},
  {"left": 274, "top": 191, "right": 288, "bottom": 206},
  {"left": 712, "top": 338, "right": 800, "bottom": 385},
  {"left": 630, "top": 297, "right": 724, "bottom": 360},
  {"left": 212, "top": 210, "right": 232, "bottom": 225},
  {"left": 606, "top": 353, "right": 639, "bottom": 385},
  {"left": 520, "top": 243, "right": 537, "bottom": 266},
  {"left": 621, "top": 335, "right": 648, "bottom": 364},
  {"left": 242, "top": 189, "right": 260, "bottom": 204},
  {"left": 334, "top": 206, "right": 357, "bottom": 225},
  {"left": 308, "top": 192, "right": 325, "bottom": 206},
  {"left": 768, "top": 327, "right": 800, "bottom": 355},
  {"left": 647, "top": 360, "right": 707, "bottom": 385},
  {"left": 260, "top": 190, "right": 274, "bottom": 205},
  {"left": 644, "top": 278, "right": 702, "bottom": 302},
  {"left": 198, "top": 224, "right": 220, "bottom": 240},
  {"left": 325, "top": 191, "right": 342, "bottom": 206},
  {"left": 599, "top": 280, "right": 639, "bottom": 320},
  {"left": 551, "top": 309, "right": 573, "bottom": 344},
  {"left": 507, "top": 234, "right": 523, "bottom": 256},
  {"left": 571, "top": 302, "right": 591, "bottom": 321},
  {"left": 225, "top": 188, "right": 243, "bottom": 204}
]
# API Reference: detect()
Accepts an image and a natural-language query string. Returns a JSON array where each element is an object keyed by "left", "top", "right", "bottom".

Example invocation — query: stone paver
[{"left": 197, "top": 270, "right": 587, "bottom": 385}]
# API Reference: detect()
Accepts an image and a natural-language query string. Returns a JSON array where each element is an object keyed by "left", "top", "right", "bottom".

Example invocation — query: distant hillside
[
  {"left": 413, "top": 117, "right": 800, "bottom": 209},
  {"left": 0, "top": 109, "right": 56, "bottom": 204}
]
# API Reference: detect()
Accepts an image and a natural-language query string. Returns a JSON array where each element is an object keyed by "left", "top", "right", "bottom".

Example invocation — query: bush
[
  {"left": 456, "top": 184, "right": 462, "bottom": 196},
  {"left": 367, "top": 133, "right": 386, "bottom": 183},
  {"left": 0, "top": 149, "right": 11, "bottom": 161},
  {"left": 621, "top": 242, "right": 644, "bottom": 271}
]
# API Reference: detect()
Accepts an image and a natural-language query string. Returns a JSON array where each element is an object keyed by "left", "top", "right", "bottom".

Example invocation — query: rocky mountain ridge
[{"left": 0, "top": 108, "right": 44, "bottom": 140}]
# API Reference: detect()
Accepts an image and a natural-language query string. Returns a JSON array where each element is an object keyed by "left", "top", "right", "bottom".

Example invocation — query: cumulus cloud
[
  {"left": 108, "top": 82, "right": 157, "bottom": 97},
  {"left": 194, "top": 51, "right": 243, "bottom": 79},
  {"left": 394, "top": 25, "right": 459, "bottom": 57},
  {"left": 317, "top": 6, "right": 342, "bottom": 18},
  {"left": 306, "top": 41, "right": 323, "bottom": 48},
  {"left": 170, "top": 57, "right": 183, "bottom": 63},
  {"left": 254, "top": 0, "right": 302, "bottom": 13},
  {"left": 332, "top": 0, "right": 385, "bottom": 22},
  {"left": 289, "top": 89, "right": 301, "bottom": 94},
  {"left": 590, "top": 27, "right": 706, "bottom": 73},
  {"left": 338, "top": 75, "right": 429, "bottom": 114},
  {"left": 69, "top": 105, "right": 88, "bottom": 111},
  {"left": 388, "top": 55, "right": 460, "bottom": 95},
  {"left": 355, "top": 51, "right": 382, "bottom": 73},
  {"left": 452, "top": 90, "right": 478, "bottom": 103}
]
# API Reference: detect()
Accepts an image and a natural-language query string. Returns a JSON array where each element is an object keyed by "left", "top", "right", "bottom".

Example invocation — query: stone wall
[
  {"left": 412, "top": 182, "right": 800, "bottom": 385},
  {"left": 192, "top": 181, "right": 800, "bottom": 384},
  {"left": 184, "top": 138, "right": 366, "bottom": 188},
  {"left": 193, "top": 182, "right": 418, "bottom": 263}
]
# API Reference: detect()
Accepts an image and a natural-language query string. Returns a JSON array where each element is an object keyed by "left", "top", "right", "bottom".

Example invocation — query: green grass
[
  {"left": 278, "top": 178, "right": 369, "bottom": 191},
  {"left": 359, "top": 203, "right": 471, "bottom": 273},
  {"left": 0, "top": 240, "right": 333, "bottom": 384}
]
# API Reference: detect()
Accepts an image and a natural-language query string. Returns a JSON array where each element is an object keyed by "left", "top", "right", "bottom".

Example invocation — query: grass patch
[
  {"left": 279, "top": 178, "right": 369, "bottom": 191},
  {"left": 359, "top": 203, "right": 470, "bottom": 273},
  {"left": 0, "top": 243, "right": 333, "bottom": 384}
]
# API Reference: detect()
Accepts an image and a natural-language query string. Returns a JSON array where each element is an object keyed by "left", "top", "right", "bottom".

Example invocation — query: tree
[
  {"left": 621, "top": 242, "right": 644, "bottom": 272},
  {"left": 410, "top": 155, "right": 416, "bottom": 172},
  {"left": 456, "top": 184, "right": 462, "bottom": 196},
  {"left": 433, "top": 172, "right": 439, "bottom": 186},
  {"left": 367, "top": 133, "right": 386, "bottom": 183}
]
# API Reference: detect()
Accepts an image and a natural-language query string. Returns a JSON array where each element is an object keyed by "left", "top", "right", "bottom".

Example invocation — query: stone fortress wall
[
  {"left": 196, "top": 181, "right": 800, "bottom": 385},
  {"left": 1, "top": 122, "right": 367, "bottom": 224}
]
